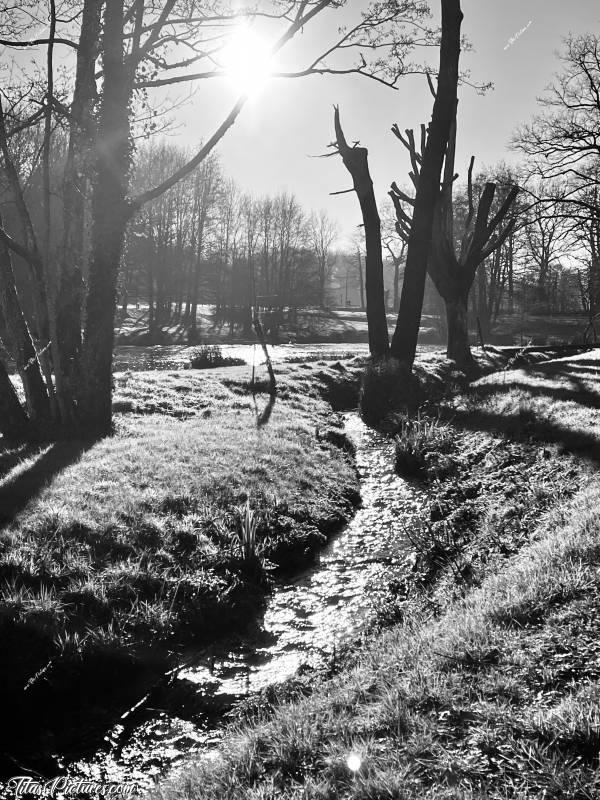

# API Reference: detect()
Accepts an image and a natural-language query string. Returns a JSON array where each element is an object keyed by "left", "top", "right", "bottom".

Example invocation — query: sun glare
[{"left": 221, "top": 26, "right": 273, "bottom": 96}]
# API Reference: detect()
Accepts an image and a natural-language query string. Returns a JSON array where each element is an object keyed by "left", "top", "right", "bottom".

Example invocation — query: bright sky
[
  {"left": 171, "top": 0, "right": 600, "bottom": 247},
  {"left": 5, "top": 1, "right": 598, "bottom": 246}
]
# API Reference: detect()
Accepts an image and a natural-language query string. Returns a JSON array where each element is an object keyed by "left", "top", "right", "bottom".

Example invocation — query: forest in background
[{"left": 2, "top": 129, "right": 598, "bottom": 350}]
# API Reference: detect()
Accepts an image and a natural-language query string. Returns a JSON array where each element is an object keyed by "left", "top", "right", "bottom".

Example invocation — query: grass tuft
[{"left": 394, "top": 413, "right": 455, "bottom": 479}]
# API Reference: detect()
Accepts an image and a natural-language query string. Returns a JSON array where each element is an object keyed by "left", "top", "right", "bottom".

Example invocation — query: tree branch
[
  {"left": 0, "top": 36, "right": 77, "bottom": 49},
  {"left": 130, "top": 0, "right": 333, "bottom": 211}
]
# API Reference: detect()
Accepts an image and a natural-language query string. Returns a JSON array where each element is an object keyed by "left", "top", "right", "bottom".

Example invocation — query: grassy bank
[
  {"left": 0, "top": 360, "right": 361, "bottom": 773},
  {"left": 153, "top": 349, "right": 600, "bottom": 799}
]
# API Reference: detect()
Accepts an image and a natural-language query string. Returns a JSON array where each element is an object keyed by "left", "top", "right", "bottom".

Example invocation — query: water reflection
[{"left": 112, "top": 343, "right": 370, "bottom": 372}]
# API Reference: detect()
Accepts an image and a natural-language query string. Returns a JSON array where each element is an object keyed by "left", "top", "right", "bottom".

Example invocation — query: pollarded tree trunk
[
  {"left": 444, "top": 292, "right": 471, "bottom": 364},
  {"left": 334, "top": 107, "right": 389, "bottom": 357},
  {"left": 79, "top": 0, "right": 131, "bottom": 436},
  {"left": 391, "top": 124, "right": 519, "bottom": 370},
  {"left": 390, "top": 0, "right": 463, "bottom": 365}
]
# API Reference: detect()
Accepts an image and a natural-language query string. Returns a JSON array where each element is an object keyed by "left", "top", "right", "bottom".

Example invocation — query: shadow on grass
[
  {"left": 547, "top": 364, "right": 600, "bottom": 378},
  {"left": 255, "top": 392, "right": 277, "bottom": 428},
  {"left": 471, "top": 379, "right": 600, "bottom": 411},
  {"left": 0, "top": 443, "right": 43, "bottom": 481},
  {"left": 451, "top": 356, "right": 600, "bottom": 465},
  {"left": 552, "top": 358, "right": 600, "bottom": 368},
  {"left": 450, "top": 404, "right": 600, "bottom": 465},
  {"left": 0, "top": 440, "right": 92, "bottom": 528}
]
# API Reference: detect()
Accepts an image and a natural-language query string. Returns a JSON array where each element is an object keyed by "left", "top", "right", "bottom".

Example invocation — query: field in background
[{"left": 115, "top": 305, "right": 593, "bottom": 348}]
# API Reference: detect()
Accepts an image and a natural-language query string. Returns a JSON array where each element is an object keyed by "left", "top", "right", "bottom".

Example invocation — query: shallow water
[
  {"left": 112, "top": 342, "right": 441, "bottom": 372},
  {"left": 68, "top": 413, "right": 426, "bottom": 786},
  {"left": 112, "top": 343, "right": 369, "bottom": 372}
]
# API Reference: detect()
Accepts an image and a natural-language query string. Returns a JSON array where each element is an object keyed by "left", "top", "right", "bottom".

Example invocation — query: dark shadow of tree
[
  {"left": 0, "top": 440, "right": 93, "bottom": 528},
  {"left": 450, "top": 405, "right": 600, "bottom": 465},
  {"left": 253, "top": 391, "right": 277, "bottom": 428},
  {"left": 470, "top": 380, "right": 600, "bottom": 411},
  {"left": 450, "top": 357, "right": 600, "bottom": 466}
]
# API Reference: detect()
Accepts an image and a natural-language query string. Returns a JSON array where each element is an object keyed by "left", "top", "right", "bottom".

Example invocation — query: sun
[{"left": 220, "top": 25, "right": 273, "bottom": 96}]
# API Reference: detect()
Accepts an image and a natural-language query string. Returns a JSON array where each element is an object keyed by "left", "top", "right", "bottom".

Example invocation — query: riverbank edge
[
  {"left": 150, "top": 346, "right": 600, "bottom": 799},
  {"left": 0, "top": 346, "right": 589, "bottom": 777},
  {"left": 0, "top": 361, "right": 363, "bottom": 776}
]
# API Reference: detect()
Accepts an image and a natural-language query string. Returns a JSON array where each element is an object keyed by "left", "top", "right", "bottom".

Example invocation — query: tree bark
[
  {"left": 393, "top": 258, "right": 401, "bottom": 313},
  {"left": 0, "top": 219, "right": 50, "bottom": 428},
  {"left": 445, "top": 292, "right": 471, "bottom": 364},
  {"left": 477, "top": 259, "right": 490, "bottom": 338},
  {"left": 79, "top": 0, "right": 131, "bottom": 436},
  {"left": 390, "top": 0, "right": 463, "bottom": 365},
  {"left": 356, "top": 249, "right": 365, "bottom": 310},
  {"left": 189, "top": 204, "right": 208, "bottom": 344},
  {"left": 0, "top": 102, "right": 58, "bottom": 420},
  {"left": 334, "top": 107, "right": 389, "bottom": 357},
  {"left": 0, "top": 358, "right": 30, "bottom": 440}
]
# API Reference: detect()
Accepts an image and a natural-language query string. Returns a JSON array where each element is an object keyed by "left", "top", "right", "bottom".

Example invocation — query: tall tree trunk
[
  {"left": 0, "top": 358, "right": 30, "bottom": 440},
  {"left": 390, "top": 0, "right": 463, "bottom": 365},
  {"left": 0, "top": 222, "right": 50, "bottom": 429},
  {"left": 318, "top": 252, "right": 328, "bottom": 308},
  {"left": 590, "top": 225, "right": 600, "bottom": 315},
  {"left": 148, "top": 256, "right": 156, "bottom": 339},
  {"left": 477, "top": 260, "right": 490, "bottom": 338},
  {"left": 393, "top": 255, "right": 404, "bottom": 313},
  {"left": 356, "top": 249, "right": 365, "bottom": 310},
  {"left": 188, "top": 264, "right": 200, "bottom": 342},
  {"left": 189, "top": 210, "right": 207, "bottom": 344},
  {"left": 334, "top": 108, "right": 389, "bottom": 357},
  {"left": 445, "top": 292, "right": 471, "bottom": 364},
  {"left": 0, "top": 102, "right": 58, "bottom": 421},
  {"left": 79, "top": 0, "right": 131, "bottom": 436}
]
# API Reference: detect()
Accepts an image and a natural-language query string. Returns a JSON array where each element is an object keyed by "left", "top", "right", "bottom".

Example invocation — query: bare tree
[
  {"left": 389, "top": 0, "right": 463, "bottom": 366},
  {"left": 381, "top": 201, "right": 406, "bottom": 313},
  {"left": 390, "top": 131, "right": 518, "bottom": 364},
  {"left": 515, "top": 34, "right": 600, "bottom": 184},
  {"left": 0, "top": 0, "right": 436, "bottom": 439},
  {"left": 522, "top": 182, "right": 570, "bottom": 309},
  {"left": 514, "top": 33, "right": 600, "bottom": 325},
  {"left": 310, "top": 209, "right": 338, "bottom": 307},
  {"left": 332, "top": 107, "right": 389, "bottom": 357}
]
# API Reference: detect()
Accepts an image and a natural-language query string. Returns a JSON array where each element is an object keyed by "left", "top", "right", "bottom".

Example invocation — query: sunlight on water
[
  {"left": 111, "top": 343, "right": 373, "bottom": 371},
  {"left": 69, "top": 412, "right": 428, "bottom": 785}
]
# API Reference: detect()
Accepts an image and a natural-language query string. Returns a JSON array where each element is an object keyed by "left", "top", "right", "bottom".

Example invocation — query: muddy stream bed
[{"left": 65, "top": 412, "right": 428, "bottom": 789}]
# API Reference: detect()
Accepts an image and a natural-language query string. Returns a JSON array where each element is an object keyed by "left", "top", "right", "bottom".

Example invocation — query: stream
[
  {"left": 66, "top": 412, "right": 428, "bottom": 789},
  {"left": 112, "top": 342, "right": 440, "bottom": 371}
]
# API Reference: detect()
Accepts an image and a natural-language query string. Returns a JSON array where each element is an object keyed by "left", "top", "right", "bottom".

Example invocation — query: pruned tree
[
  {"left": 332, "top": 106, "right": 389, "bottom": 357},
  {"left": 389, "top": 0, "right": 463, "bottom": 366},
  {"left": 389, "top": 91, "right": 519, "bottom": 365}
]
